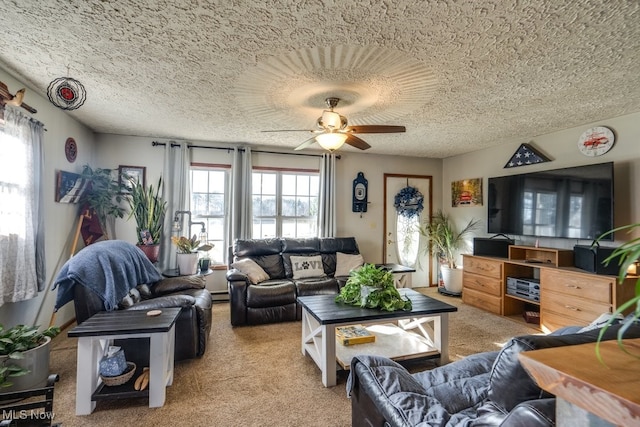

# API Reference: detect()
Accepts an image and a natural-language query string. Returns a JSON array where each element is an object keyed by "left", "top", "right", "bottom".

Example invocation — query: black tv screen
[{"left": 487, "top": 162, "right": 613, "bottom": 241}]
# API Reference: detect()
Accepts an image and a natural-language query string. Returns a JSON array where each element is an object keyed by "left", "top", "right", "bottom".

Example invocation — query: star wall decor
[{"left": 504, "top": 143, "right": 551, "bottom": 168}]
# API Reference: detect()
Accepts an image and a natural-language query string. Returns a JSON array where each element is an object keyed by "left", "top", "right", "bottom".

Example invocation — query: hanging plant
[{"left": 394, "top": 186, "right": 424, "bottom": 218}]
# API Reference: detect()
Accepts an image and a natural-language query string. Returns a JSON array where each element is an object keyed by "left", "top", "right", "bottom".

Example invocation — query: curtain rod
[{"left": 151, "top": 141, "right": 340, "bottom": 159}]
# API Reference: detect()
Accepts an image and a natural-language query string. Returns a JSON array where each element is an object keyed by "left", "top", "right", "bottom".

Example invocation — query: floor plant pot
[
  {"left": 137, "top": 244, "right": 160, "bottom": 263},
  {"left": 177, "top": 253, "right": 199, "bottom": 275},
  {"left": 0, "top": 336, "right": 51, "bottom": 392},
  {"left": 441, "top": 265, "right": 463, "bottom": 295}
]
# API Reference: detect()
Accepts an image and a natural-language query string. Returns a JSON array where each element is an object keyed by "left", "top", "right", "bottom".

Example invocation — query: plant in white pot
[
  {"left": 171, "top": 235, "right": 213, "bottom": 275},
  {"left": 420, "top": 210, "right": 480, "bottom": 295},
  {"left": 126, "top": 176, "right": 167, "bottom": 263},
  {"left": 0, "top": 324, "right": 60, "bottom": 390}
]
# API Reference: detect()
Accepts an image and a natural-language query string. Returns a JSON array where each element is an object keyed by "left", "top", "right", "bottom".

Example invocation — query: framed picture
[
  {"left": 118, "top": 165, "right": 146, "bottom": 193},
  {"left": 55, "top": 170, "right": 89, "bottom": 203},
  {"left": 451, "top": 178, "right": 483, "bottom": 207}
]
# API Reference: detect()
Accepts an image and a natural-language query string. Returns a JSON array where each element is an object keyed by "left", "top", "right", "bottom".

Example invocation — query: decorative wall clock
[
  {"left": 65, "top": 137, "right": 77, "bottom": 163},
  {"left": 577, "top": 126, "right": 615, "bottom": 157}
]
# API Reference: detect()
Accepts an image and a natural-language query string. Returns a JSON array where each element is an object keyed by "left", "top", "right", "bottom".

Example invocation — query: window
[
  {"left": 252, "top": 170, "right": 319, "bottom": 238},
  {"left": 190, "top": 167, "right": 228, "bottom": 264},
  {"left": 0, "top": 131, "right": 25, "bottom": 237}
]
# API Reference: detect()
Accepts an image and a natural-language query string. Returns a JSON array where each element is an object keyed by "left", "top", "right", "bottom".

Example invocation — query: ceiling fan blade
[
  {"left": 294, "top": 136, "right": 318, "bottom": 151},
  {"left": 345, "top": 134, "right": 371, "bottom": 150},
  {"left": 345, "top": 125, "right": 406, "bottom": 134},
  {"left": 261, "top": 129, "right": 315, "bottom": 133}
]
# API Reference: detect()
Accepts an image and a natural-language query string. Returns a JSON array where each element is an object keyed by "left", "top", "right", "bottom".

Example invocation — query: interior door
[{"left": 384, "top": 174, "right": 433, "bottom": 287}]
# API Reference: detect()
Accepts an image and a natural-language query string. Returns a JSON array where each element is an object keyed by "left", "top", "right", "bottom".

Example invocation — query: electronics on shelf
[{"left": 506, "top": 277, "right": 540, "bottom": 302}]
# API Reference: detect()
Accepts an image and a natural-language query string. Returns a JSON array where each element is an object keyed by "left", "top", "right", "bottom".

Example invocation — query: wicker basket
[{"left": 100, "top": 361, "right": 136, "bottom": 386}]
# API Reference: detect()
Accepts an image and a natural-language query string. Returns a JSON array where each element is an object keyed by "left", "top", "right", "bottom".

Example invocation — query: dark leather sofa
[
  {"left": 348, "top": 322, "right": 640, "bottom": 427},
  {"left": 227, "top": 237, "right": 360, "bottom": 326}
]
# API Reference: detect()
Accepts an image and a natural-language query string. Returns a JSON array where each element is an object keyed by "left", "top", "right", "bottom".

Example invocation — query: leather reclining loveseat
[
  {"left": 226, "top": 237, "right": 362, "bottom": 326},
  {"left": 348, "top": 322, "right": 640, "bottom": 427}
]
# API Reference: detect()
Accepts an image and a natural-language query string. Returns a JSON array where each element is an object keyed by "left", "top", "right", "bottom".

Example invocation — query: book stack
[{"left": 336, "top": 324, "right": 376, "bottom": 346}]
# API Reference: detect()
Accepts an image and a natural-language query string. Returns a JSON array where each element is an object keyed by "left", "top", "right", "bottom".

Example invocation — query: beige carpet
[{"left": 48, "top": 288, "right": 540, "bottom": 427}]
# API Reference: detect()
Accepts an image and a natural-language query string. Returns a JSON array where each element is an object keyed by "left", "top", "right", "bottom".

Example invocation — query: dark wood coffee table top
[{"left": 297, "top": 288, "right": 457, "bottom": 325}]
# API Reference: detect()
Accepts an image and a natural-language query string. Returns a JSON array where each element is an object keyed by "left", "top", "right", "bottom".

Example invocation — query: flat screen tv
[{"left": 487, "top": 162, "right": 614, "bottom": 241}]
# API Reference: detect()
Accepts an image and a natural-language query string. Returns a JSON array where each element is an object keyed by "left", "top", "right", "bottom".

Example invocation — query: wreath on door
[{"left": 394, "top": 186, "right": 424, "bottom": 218}]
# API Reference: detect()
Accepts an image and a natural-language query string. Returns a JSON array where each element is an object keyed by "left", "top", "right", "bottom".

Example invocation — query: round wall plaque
[{"left": 65, "top": 137, "right": 77, "bottom": 163}]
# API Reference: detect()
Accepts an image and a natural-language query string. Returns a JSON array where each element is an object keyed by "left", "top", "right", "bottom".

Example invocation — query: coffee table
[
  {"left": 297, "top": 288, "right": 457, "bottom": 387},
  {"left": 67, "top": 307, "right": 181, "bottom": 415}
]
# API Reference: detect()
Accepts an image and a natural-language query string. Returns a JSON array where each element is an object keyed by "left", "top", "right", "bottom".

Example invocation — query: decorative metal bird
[
  {"left": 5, "top": 88, "right": 25, "bottom": 106},
  {"left": 0, "top": 82, "right": 37, "bottom": 113}
]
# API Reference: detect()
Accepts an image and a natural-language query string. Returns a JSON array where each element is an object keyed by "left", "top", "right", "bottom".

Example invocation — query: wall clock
[
  {"left": 577, "top": 126, "right": 615, "bottom": 157},
  {"left": 65, "top": 137, "right": 77, "bottom": 163}
]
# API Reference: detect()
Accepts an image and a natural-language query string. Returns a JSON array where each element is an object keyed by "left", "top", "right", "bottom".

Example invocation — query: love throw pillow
[
  {"left": 231, "top": 258, "right": 270, "bottom": 284},
  {"left": 290, "top": 255, "right": 325, "bottom": 279},
  {"left": 334, "top": 252, "right": 364, "bottom": 276}
]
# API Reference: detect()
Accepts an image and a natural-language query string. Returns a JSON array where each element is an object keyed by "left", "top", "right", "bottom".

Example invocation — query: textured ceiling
[{"left": 1, "top": 0, "right": 639, "bottom": 158}]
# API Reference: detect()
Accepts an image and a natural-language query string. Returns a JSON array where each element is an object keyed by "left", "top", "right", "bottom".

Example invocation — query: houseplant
[
  {"left": 594, "top": 222, "right": 640, "bottom": 360},
  {"left": 420, "top": 210, "right": 480, "bottom": 294},
  {"left": 171, "top": 235, "right": 213, "bottom": 275},
  {"left": 126, "top": 176, "right": 167, "bottom": 263},
  {"left": 79, "top": 165, "right": 128, "bottom": 240},
  {"left": 335, "top": 263, "right": 412, "bottom": 311},
  {"left": 0, "top": 324, "right": 60, "bottom": 390}
]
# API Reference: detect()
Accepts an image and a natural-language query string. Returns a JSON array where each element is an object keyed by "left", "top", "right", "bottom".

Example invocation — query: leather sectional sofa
[
  {"left": 347, "top": 322, "right": 640, "bottom": 427},
  {"left": 226, "top": 237, "right": 361, "bottom": 326}
]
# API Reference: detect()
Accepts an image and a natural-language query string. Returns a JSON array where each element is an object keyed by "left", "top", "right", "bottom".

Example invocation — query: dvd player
[{"left": 506, "top": 277, "right": 540, "bottom": 302}]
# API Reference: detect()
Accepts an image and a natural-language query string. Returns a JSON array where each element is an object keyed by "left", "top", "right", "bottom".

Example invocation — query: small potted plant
[
  {"left": 0, "top": 324, "right": 60, "bottom": 390},
  {"left": 420, "top": 210, "right": 480, "bottom": 295},
  {"left": 171, "top": 235, "right": 213, "bottom": 275},
  {"left": 126, "top": 176, "right": 167, "bottom": 263}
]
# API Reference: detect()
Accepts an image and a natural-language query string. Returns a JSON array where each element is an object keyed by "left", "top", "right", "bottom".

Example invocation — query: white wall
[
  {"left": 0, "top": 67, "right": 96, "bottom": 329},
  {"left": 443, "top": 111, "right": 640, "bottom": 252}
]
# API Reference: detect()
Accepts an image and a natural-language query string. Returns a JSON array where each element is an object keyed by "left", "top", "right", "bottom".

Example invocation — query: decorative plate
[
  {"left": 65, "top": 137, "right": 77, "bottom": 163},
  {"left": 577, "top": 126, "right": 615, "bottom": 157}
]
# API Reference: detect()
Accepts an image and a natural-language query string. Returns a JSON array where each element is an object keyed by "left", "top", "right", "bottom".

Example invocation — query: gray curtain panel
[
  {"left": 318, "top": 153, "right": 336, "bottom": 237},
  {"left": 229, "top": 146, "right": 252, "bottom": 242}
]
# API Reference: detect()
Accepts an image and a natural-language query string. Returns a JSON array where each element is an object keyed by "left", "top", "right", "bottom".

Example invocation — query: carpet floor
[{"left": 47, "top": 287, "right": 540, "bottom": 426}]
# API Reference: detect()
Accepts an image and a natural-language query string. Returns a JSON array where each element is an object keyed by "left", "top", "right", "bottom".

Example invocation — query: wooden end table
[
  {"left": 67, "top": 307, "right": 181, "bottom": 415},
  {"left": 298, "top": 288, "right": 457, "bottom": 387}
]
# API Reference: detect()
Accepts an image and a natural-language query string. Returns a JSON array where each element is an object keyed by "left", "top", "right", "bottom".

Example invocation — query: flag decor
[{"left": 504, "top": 143, "right": 551, "bottom": 168}]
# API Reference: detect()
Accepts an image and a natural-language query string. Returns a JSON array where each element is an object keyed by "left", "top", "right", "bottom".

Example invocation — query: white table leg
[
  {"left": 75, "top": 337, "right": 103, "bottom": 415},
  {"left": 320, "top": 324, "right": 336, "bottom": 387},
  {"left": 148, "top": 329, "right": 171, "bottom": 408}
]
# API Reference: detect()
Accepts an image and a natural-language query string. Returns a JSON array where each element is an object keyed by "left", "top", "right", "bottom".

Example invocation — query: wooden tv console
[{"left": 462, "top": 245, "right": 637, "bottom": 333}]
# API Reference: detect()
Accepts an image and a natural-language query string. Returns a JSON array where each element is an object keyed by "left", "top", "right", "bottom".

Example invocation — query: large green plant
[
  {"left": 80, "top": 165, "right": 127, "bottom": 240},
  {"left": 594, "top": 222, "right": 640, "bottom": 362},
  {"left": 420, "top": 210, "right": 480, "bottom": 268},
  {"left": 335, "top": 264, "right": 412, "bottom": 311},
  {"left": 0, "top": 325, "right": 60, "bottom": 387},
  {"left": 127, "top": 176, "right": 167, "bottom": 245}
]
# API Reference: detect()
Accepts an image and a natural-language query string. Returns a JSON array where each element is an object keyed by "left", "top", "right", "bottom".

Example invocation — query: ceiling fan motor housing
[{"left": 317, "top": 110, "right": 347, "bottom": 131}]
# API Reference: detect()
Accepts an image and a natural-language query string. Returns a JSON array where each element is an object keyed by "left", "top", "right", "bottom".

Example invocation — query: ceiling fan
[{"left": 262, "top": 97, "right": 406, "bottom": 152}]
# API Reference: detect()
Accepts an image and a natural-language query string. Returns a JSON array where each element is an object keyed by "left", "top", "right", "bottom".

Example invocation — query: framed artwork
[
  {"left": 55, "top": 170, "right": 88, "bottom": 203},
  {"left": 452, "top": 178, "right": 483, "bottom": 207},
  {"left": 118, "top": 165, "right": 146, "bottom": 193}
]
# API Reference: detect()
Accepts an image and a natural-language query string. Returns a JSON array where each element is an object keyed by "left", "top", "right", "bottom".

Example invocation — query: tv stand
[{"left": 462, "top": 245, "right": 636, "bottom": 332}]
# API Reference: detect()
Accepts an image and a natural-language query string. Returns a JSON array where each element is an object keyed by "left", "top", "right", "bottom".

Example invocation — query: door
[{"left": 384, "top": 174, "right": 433, "bottom": 287}]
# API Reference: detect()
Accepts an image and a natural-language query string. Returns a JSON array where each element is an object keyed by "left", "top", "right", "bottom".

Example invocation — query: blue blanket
[{"left": 53, "top": 240, "right": 163, "bottom": 311}]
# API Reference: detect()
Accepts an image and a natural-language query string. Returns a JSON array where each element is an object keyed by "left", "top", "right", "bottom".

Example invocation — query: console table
[
  {"left": 67, "top": 307, "right": 181, "bottom": 415},
  {"left": 462, "top": 245, "right": 636, "bottom": 332},
  {"left": 519, "top": 338, "right": 640, "bottom": 426}
]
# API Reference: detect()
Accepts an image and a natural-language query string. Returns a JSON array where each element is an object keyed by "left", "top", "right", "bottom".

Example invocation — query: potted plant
[
  {"left": 594, "top": 222, "right": 640, "bottom": 360},
  {"left": 420, "top": 210, "right": 480, "bottom": 295},
  {"left": 335, "top": 263, "right": 412, "bottom": 311},
  {"left": 171, "top": 235, "right": 213, "bottom": 275},
  {"left": 126, "top": 176, "right": 167, "bottom": 263},
  {"left": 79, "top": 165, "right": 128, "bottom": 240},
  {"left": 0, "top": 324, "right": 60, "bottom": 390}
]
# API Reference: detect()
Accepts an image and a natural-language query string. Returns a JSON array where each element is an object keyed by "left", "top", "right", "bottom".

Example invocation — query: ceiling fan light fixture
[
  {"left": 320, "top": 110, "right": 344, "bottom": 130},
  {"left": 316, "top": 132, "right": 348, "bottom": 151}
]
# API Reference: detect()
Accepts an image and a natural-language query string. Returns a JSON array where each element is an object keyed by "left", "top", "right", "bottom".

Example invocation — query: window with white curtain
[
  {"left": 252, "top": 169, "right": 319, "bottom": 238},
  {"left": 0, "top": 131, "right": 26, "bottom": 238}
]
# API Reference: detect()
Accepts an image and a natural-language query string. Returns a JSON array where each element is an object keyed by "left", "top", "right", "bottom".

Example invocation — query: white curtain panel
[
  {"left": 229, "top": 146, "right": 253, "bottom": 244},
  {"left": 0, "top": 106, "right": 45, "bottom": 305},
  {"left": 160, "top": 141, "right": 191, "bottom": 271},
  {"left": 318, "top": 153, "right": 336, "bottom": 237}
]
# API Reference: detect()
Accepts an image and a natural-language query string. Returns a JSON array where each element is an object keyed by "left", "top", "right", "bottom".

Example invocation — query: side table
[{"left": 67, "top": 307, "right": 181, "bottom": 415}]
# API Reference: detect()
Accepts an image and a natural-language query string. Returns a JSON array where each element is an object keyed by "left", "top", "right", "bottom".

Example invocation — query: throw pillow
[
  {"left": 335, "top": 252, "right": 364, "bottom": 276},
  {"left": 231, "top": 258, "right": 270, "bottom": 284},
  {"left": 290, "top": 255, "right": 325, "bottom": 279}
]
